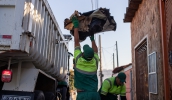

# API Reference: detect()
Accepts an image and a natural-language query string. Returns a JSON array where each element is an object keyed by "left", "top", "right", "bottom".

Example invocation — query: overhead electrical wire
[
  {"left": 102, "top": 48, "right": 114, "bottom": 67},
  {"left": 102, "top": 48, "right": 112, "bottom": 55},
  {"left": 104, "top": 58, "right": 113, "bottom": 67},
  {"left": 103, "top": 54, "right": 113, "bottom": 67}
]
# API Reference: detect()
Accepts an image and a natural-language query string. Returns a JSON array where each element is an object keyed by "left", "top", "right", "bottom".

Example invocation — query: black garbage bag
[{"left": 64, "top": 8, "right": 116, "bottom": 42}]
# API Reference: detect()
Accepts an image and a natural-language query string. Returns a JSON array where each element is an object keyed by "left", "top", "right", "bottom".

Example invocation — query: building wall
[
  {"left": 131, "top": 0, "right": 164, "bottom": 100},
  {"left": 165, "top": 0, "right": 172, "bottom": 99},
  {"left": 124, "top": 67, "right": 132, "bottom": 100}
]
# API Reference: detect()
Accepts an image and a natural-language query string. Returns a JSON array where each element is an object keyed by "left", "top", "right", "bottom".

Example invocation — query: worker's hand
[
  {"left": 71, "top": 16, "right": 79, "bottom": 28},
  {"left": 90, "top": 35, "right": 94, "bottom": 41}
]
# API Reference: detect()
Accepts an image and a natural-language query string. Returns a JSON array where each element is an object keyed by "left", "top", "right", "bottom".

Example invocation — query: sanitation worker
[
  {"left": 99, "top": 72, "right": 127, "bottom": 100},
  {"left": 72, "top": 16, "right": 100, "bottom": 100}
]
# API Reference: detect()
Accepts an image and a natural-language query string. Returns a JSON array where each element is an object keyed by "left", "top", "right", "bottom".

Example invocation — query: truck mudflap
[{"left": 0, "top": 90, "right": 34, "bottom": 100}]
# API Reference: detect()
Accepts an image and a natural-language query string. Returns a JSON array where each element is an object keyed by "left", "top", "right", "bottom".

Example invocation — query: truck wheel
[
  {"left": 44, "top": 92, "right": 55, "bottom": 100},
  {"left": 34, "top": 90, "right": 45, "bottom": 100}
]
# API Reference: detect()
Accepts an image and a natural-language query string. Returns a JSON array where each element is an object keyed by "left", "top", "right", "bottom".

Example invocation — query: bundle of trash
[{"left": 64, "top": 8, "right": 116, "bottom": 42}]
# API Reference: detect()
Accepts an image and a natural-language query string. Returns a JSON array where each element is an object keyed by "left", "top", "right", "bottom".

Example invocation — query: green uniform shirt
[
  {"left": 74, "top": 46, "right": 99, "bottom": 92},
  {"left": 100, "top": 77, "right": 126, "bottom": 100}
]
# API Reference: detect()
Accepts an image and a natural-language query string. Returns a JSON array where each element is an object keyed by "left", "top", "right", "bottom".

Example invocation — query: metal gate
[
  {"left": 135, "top": 40, "right": 149, "bottom": 100},
  {"left": 165, "top": 0, "right": 172, "bottom": 99}
]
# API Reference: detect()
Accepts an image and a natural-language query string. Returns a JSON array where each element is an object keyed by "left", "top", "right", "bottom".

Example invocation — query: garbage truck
[{"left": 0, "top": 0, "right": 71, "bottom": 99}]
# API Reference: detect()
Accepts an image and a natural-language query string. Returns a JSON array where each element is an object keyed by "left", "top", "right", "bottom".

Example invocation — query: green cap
[
  {"left": 83, "top": 44, "right": 94, "bottom": 60},
  {"left": 117, "top": 72, "right": 126, "bottom": 83}
]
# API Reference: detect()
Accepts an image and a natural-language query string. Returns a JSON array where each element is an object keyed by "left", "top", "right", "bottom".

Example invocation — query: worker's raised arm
[
  {"left": 90, "top": 35, "right": 98, "bottom": 53},
  {"left": 72, "top": 16, "right": 80, "bottom": 47}
]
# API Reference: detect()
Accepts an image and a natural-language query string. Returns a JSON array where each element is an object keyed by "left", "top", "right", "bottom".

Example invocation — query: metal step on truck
[{"left": 0, "top": 0, "right": 71, "bottom": 100}]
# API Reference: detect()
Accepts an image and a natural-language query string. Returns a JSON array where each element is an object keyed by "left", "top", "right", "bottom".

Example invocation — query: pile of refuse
[{"left": 64, "top": 8, "right": 117, "bottom": 42}]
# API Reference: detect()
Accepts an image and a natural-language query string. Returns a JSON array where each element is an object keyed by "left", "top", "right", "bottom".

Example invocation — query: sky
[{"left": 47, "top": 0, "right": 131, "bottom": 70}]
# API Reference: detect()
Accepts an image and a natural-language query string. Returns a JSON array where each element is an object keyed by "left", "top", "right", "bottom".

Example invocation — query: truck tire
[
  {"left": 34, "top": 90, "right": 45, "bottom": 100},
  {"left": 44, "top": 92, "right": 55, "bottom": 100}
]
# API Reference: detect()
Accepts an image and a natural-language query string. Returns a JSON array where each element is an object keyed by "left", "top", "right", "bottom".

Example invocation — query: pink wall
[{"left": 124, "top": 68, "right": 132, "bottom": 100}]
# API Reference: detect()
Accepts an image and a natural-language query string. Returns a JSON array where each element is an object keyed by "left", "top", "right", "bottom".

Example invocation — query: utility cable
[
  {"left": 102, "top": 48, "right": 112, "bottom": 55},
  {"left": 103, "top": 55, "right": 113, "bottom": 67}
]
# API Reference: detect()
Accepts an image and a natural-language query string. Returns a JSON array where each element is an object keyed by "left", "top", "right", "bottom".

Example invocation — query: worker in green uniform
[
  {"left": 99, "top": 72, "right": 127, "bottom": 100},
  {"left": 72, "top": 16, "right": 100, "bottom": 100}
]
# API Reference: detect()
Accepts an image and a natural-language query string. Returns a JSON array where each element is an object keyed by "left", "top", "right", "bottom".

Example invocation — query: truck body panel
[
  {"left": 0, "top": 0, "right": 68, "bottom": 81},
  {"left": 2, "top": 63, "right": 39, "bottom": 92}
]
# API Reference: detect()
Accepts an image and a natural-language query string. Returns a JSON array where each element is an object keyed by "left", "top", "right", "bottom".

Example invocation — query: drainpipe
[
  {"left": 159, "top": 0, "right": 170, "bottom": 100},
  {"left": 130, "top": 70, "right": 133, "bottom": 100}
]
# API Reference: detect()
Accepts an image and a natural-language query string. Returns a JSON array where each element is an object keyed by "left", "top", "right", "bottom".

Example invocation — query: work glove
[
  {"left": 71, "top": 16, "right": 79, "bottom": 28},
  {"left": 90, "top": 35, "right": 94, "bottom": 41}
]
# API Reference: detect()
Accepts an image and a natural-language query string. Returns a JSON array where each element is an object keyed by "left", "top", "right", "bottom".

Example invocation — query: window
[{"left": 148, "top": 52, "right": 157, "bottom": 94}]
